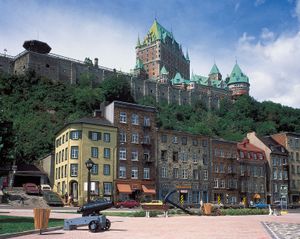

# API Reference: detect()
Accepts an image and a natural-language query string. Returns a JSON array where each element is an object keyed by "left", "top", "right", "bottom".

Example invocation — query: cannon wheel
[
  {"left": 88, "top": 220, "right": 100, "bottom": 233},
  {"left": 102, "top": 219, "right": 111, "bottom": 231}
]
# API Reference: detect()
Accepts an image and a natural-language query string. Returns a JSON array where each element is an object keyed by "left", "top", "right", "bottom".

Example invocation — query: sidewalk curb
[{"left": 0, "top": 226, "right": 63, "bottom": 239}]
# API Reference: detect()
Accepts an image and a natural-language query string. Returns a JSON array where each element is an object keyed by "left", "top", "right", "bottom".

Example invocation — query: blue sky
[{"left": 1, "top": 0, "right": 300, "bottom": 108}]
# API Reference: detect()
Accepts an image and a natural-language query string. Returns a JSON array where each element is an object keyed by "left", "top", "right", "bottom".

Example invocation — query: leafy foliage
[{"left": 0, "top": 71, "right": 132, "bottom": 164}]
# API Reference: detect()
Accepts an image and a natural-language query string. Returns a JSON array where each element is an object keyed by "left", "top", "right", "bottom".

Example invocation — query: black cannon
[
  {"left": 64, "top": 199, "right": 112, "bottom": 233},
  {"left": 164, "top": 190, "right": 195, "bottom": 215},
  {"left": 78, "top": 199, "right": 113, "bottom": 217}
]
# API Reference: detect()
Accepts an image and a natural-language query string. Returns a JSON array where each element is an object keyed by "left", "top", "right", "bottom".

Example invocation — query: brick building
[
  {"left": 247, "top": 132, "right": 289, "bottom": 203},
  {"left": 156, "top": 130, "right": 210, "bottom": 206},
  {"left": 104, "top": 101, "right": 157, "bottom": 202},
  {"left": 237, "top": 139, "right": 267, "bottom": 205},
  {"left": 272, "top": 132, "right": 300, "bottom": 203},
  {"left": 211, "top": 139, "right": 239, "bottom": 204}
]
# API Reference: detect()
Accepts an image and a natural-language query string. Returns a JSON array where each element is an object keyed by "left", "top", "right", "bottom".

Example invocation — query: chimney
[
  {"left": 93, "top": 109, "right": 102, "bottom": 118},
  {"left": 94, "top": 58, "right": 98, "bottom": 68}
]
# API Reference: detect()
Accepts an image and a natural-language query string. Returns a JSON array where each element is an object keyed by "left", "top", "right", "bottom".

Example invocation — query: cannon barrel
[
  {"left": 78, "top": 200, "right": 113, "bottom": 216},
  {"left": 164, "top": 190, "right": 194, "bottom": 215}
]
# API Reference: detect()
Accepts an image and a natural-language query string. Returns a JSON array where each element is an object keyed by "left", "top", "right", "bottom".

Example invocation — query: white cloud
[
  {"left": 234, "top": 2, "right": 240, "bottom": 12},
  {"left": 255, "top": 0, "right": 266, "bottom": 7},
  {"left": 236, "top": 30, "right": 300, "bottom": 108},
  {"left": 260, "top": 28, "right": 275, "bottom": 42}
]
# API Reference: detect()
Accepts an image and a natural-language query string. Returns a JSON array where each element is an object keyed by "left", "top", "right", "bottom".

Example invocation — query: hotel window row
[
  {"left": 161, "top": 134, "right": 208, "bottom": 146},
  {"left": 119, "top": 131, "right": 150, "bottom": 144},
  {"left": 119, "top": 148, "right": 150, "bottom": 161},
  {"left": 66, "top": 146, "right": 111, "bottom": 159},
  {"left": 119, "top": 112, "right": 151, "bottom": 126},
  {"left": 119, "top": 166, "right": 150, "bottom": 179},
  {"left": 56, "top": 148, "right": 68, "bottom": 164}
]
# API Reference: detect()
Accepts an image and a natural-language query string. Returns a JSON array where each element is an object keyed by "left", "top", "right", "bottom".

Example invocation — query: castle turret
[
  {"left": 208, "top": 63, "right": 222, "bottom": 81},
  {"left": 158, "top": 65, "right": 169, "bottom": 84},
  {"left": 133, "top": 58, "right": 147, "bottom": 80},
  {"left": 227, "top": 62, "right": 250, "bottom": 98}
]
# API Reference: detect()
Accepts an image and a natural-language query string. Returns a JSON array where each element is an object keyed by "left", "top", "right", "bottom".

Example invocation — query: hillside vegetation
[{"left": 0, "top": 71, "right": 299, "bottom": 164}]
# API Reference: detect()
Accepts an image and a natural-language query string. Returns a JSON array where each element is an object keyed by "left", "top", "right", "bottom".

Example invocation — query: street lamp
[{"left": 85, "top": 158, "right": 95, "bottom": 203}]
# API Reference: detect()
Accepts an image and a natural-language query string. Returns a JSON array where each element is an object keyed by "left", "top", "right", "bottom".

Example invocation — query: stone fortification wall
[
  {"left": 130, "top": 77, "right": 230, "bottom": 109},
  {"left": 0, "top": 54, "right": 14, "bottom": 74}
]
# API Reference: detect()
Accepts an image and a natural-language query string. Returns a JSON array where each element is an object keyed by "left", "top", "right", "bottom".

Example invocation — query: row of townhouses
[{"left": 52, "top": 101, "right": 300, "bottom": 206}]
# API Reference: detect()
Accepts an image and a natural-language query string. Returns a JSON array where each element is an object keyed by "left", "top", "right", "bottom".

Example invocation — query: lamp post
[{"left": 85, "top": 158, "right": 95, "bottom": 203}]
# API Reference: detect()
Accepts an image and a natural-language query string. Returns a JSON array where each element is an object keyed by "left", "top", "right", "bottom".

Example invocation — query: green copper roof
[
  {"left": 227, "top": 63, "right": 249, "bottom": 85},
  {"left": 137, "top": 35, "right": 141, "bottom": 47},
  {"left": 191, "top": 73, "right": 225, "bottom": 89},
  {"left": 143, "top": 19, "right": 175, "bottom": 45},
  {"left": 134, "top": 58, "right": 144, "bottom": 70},
  {"left": 171, "top": 72, "right": 189, "bottom": 85},
  {"left": 209, "top": 63, "right": 220, "bottom": 75},
  {"left": 160, "top": 66, "right": 169, "bottom": 75}
]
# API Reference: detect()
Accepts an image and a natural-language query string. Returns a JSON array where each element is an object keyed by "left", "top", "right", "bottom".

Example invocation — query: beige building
[
  {"left": 247, "top": 132, "right": 289, "bottom": 203},
  {"left": 272, "top": 132, "right": 300, "bottom": 203},
  {"left": 54, "top": 116, "right": 117, "bottom": 205}
]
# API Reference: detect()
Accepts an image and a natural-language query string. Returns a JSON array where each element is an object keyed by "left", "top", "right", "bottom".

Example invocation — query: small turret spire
[
  {"left": 137, "top": 34, "right": 141, "bottom": 47},
  {"left": 186, "top": 49, "right": 190, "bottom": 61}
]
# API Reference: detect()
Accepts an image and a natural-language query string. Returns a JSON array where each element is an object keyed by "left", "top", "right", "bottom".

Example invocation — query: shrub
[{"left": 220, "top": 208, "right": 268, "bottom": 216}]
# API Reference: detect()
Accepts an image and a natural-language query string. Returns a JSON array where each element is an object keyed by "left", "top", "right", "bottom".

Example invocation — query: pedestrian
[{"left": 68, "top": 194, "right": 73, "bottom": 206}]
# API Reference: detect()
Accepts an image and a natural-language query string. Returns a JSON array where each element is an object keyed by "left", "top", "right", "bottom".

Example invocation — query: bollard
[{"left": 33, "top": 208, "right": 51, "bottom": 234}]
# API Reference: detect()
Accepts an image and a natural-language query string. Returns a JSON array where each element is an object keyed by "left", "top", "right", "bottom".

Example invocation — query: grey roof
[
  {"left": 259, "top": 136, "right": 288, "bottom": 155},
  {"left": 72, "top": 117, "right": 114, "bottom": 127}
]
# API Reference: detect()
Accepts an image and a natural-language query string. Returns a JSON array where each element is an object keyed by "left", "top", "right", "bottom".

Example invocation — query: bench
[{"left": 141, "top": 204, "right": 169, "bottom": 218}]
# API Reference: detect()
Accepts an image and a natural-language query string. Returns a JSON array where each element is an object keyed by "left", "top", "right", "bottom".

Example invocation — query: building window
[
  {"left": 214, "top": 164, "right": 219, "bottom": 173},
  {"left": 181, "top": 137, "right": 187, "bottom": 145},
  {"left": 66, "top": 132, "right": 68, "bottom": 141},
  {"left": 131, "top": 167, "right": 138, "bottom": 179},
  {"left": 120, "top": 112, "right": 127, "bottom": 123},
  {"left": 70, "top": 164, "right": 78, "bottom": 177},
  {"left": 162, "top": 167, "right": 168, "bottom": 178},
  {"left": 144, "top": 117, "right": 150, "bottom": 127},
  {"left": 131, "top": 114, "right": 139, "bottom": 125},
  {"left": 65, "top": 148, "right": 68, "bottom": 160},
  {"left": 91, "top": 164, "right": 98, "bottom": 175},
  {"left": 119, "top": 131, "right": 126, "bottom": 143},
  {"left": 143, "top": 168, "right": 150, "bottom": 179},
  {"left": 58, "top": 167, "right": 60, "bottom": 179},
  {"left": 219, "top": 163, "right": 224, "bottom": 173},
  {"left": 70, "top": 130, "right": 81, "bottom": 140},
  {"left": 273, "top": 168, "right": 277, "bottom": 179},
  {"left": 203, "top": 170, "right": 208, "bottom": 180},
  {"left": 203, "top": 154, "right": 208, "bottom": 165},
  {"left": 202, "top": 139, "right": 208, "bottom": 147},
  {"left": 103, "top": 164, "right": 110, "bottom": 175},
  {"left": 62, "top": 135, "right": 65, "bottom": 144},
  {"left": 173, "top": 151, "right": 178, "bottom": 162},
  {"left": 172, "top": 136, "right": 178, "bottom": 144},
  {"left": 182, "top": 169, "right": 188, "bottom": 179},
  {"left": 192, "top": 139, "right": 198, "bottom": 146},
  {"left": 89, "top": 131, "right": 101, "bottom": 141},
  {"left": 214, "top": 179, "right": 219, "bottom": 188},
  {"left": 103, "top": 182, "right": 112, "bottom": 195},
  {"left": 192, "top": 153, "right": 198, "bottom": 164},
  {"left": 119, "top": 166, "right": 126, "bottom": 178},
  {"left": 161, "top": 150, "right": 167, "bottom": 160},
  {"left": 104, "top": 148, "right": 111, "bottom": 159},
  {"left": 71, "top": 146, "right": 79, "bottom": 159},
  {"left": 240, "top": 151, "right": 244, "bottom": 158},
  {"left": 91, "top": 147, "right": 99, "bottom": 158},
  {"left": 64, "top": 165, "right": 67, "bottom": 177},
  {"left": 144, "top": 150, "right": 150, "bottom": 161},
  {"left": 173, "top": 168, "right": 179, "bottom": 178},
  {"left": 193, "top": 169, "right": 198, "bottom": 180},
  {"left": 119, "top": 148, "right": 126, "bottom": 160},
  {"left": 220, "top": 180, "right": 225, "bottom": 188},
  {"left": 161, "top": 134, "right": 167, "bottom": 143},
  {"left": 131, "top": 149, "right": 139, "bottom": 161},
  {"left": 181, "top": 152, "right": 188, "bottom": 162},
  {"left": 59, "top": 151, "right": 61, "bottom": 163},
  {"left": 103, "top": 133, "right": 110, "bottom": 142},
  {"left": 131, "top": 133, "right": 139, "bottom": 144}
]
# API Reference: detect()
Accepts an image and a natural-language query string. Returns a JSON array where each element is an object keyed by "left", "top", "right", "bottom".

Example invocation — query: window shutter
[
  {"left": 70, "top": 131, "right": 73, "bottom": 139},
  {"left": 88, "top": 131, "right": 92, "bottom": 140},
  {"left": 78, "top": 130, "right": 82, "bottom": 139},
  {"left": 97, "top": 132, "right": 101, "bottom": 141}
]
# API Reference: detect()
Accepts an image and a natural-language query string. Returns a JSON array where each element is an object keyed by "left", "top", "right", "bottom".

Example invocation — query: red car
[
  {"left": 115, "top": 200, "right": 140, "bottom": 208},
  {"left": 23, "top": 183, "right": 40, "bottom": 195}
]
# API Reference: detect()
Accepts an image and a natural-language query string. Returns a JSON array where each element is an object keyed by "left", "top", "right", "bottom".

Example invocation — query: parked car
[
  {"left": 23, "top": 183, "right": 40, "bottom": 195},
  {"left": 115, "top": 200, "right": 140, "bottom": 208},
  {"left": 253, "top": 202, "right": 269, "bottom": 209},
  {"left": 288, "top": 202, "right": 300, "bottom": 209},
  {"left": 40, "top": 184, "right": 51, "bottom": 192},
  {"left": 43, "top": 191, "right": 64, "bottom": 207}
]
